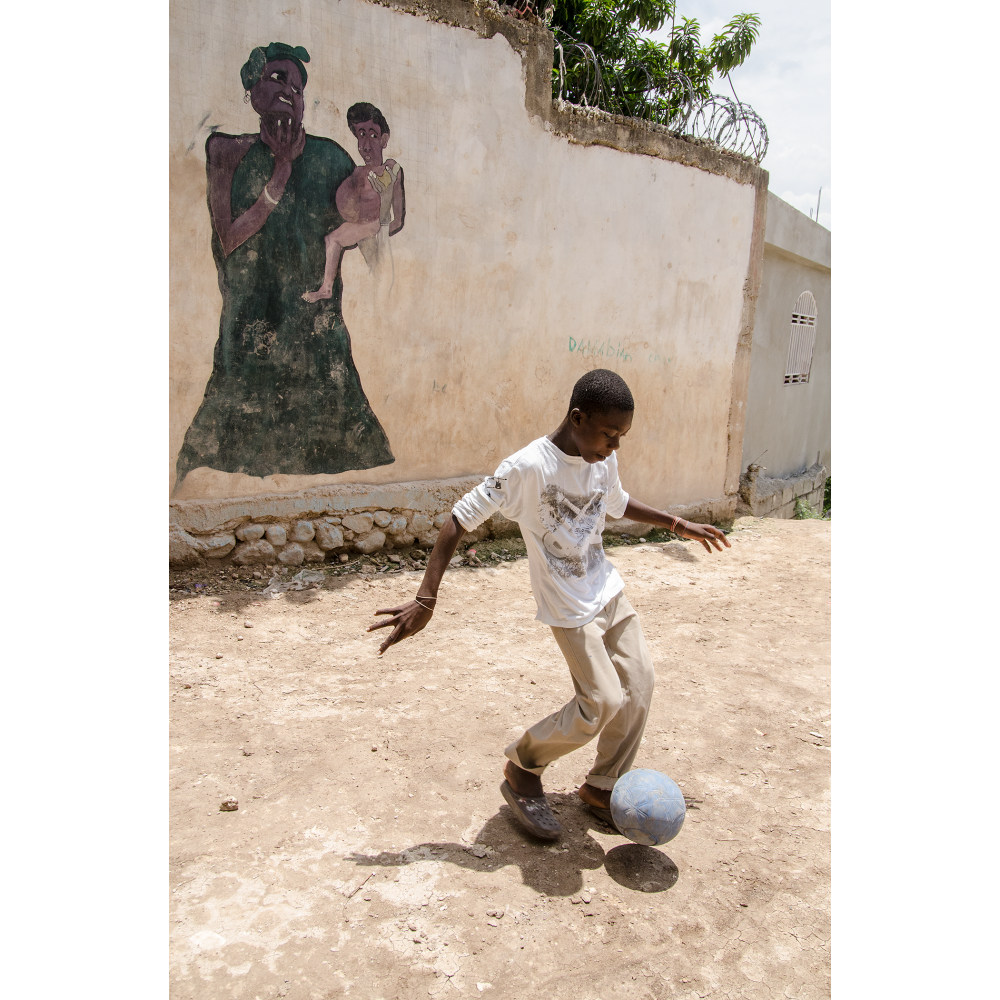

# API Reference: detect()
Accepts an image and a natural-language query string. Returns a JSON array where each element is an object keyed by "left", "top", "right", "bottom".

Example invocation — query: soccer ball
[{"left": 610, "top": 769, "right": 686, "bottom": 847}]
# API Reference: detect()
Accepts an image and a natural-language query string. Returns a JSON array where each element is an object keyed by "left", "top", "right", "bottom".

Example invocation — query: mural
[{"left": 175, "top": 43, "right": 398, "bottom": 485}]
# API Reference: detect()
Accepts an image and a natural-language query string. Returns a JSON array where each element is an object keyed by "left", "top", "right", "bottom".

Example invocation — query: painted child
[
  {"left": 303, "top": 102, "right": 405, "bottom": 302},
  {"left": 370, "top": 369, "right": 730, "bottom": 840}
]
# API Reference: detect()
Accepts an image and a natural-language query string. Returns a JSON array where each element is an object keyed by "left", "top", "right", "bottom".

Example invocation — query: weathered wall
[
  {"left": 740, "top": 192, "right": 831, "bottom": 491},
  {"left": 170, "top": 0, "right": 768, "bottom": 563}
]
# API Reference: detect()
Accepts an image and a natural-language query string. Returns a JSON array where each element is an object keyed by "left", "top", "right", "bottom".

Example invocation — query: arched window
[{"left": 784, "top": 291, "right": 817, "bottom": 384}]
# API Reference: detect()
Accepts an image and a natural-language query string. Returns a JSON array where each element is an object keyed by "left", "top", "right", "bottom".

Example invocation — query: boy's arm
[
  {"left": 622, "top": 497, "right": 731, "bottom": 553},
  {"left": 368, "top": 514, "right": 466, "bottom": 654}
]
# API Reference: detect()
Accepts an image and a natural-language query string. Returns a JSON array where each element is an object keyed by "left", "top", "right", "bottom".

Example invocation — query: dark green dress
[{"left": 176, "top": 134, "right": 394, "bottom": 481}]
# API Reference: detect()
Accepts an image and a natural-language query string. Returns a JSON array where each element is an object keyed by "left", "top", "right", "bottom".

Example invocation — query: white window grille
[{"left": 784, "top": 291, "right": 817, "bottom": 384}]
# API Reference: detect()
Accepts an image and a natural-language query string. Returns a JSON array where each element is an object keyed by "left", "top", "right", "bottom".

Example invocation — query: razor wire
[{"left": 550, "top": 33, "right": 767, "bottom": 164}]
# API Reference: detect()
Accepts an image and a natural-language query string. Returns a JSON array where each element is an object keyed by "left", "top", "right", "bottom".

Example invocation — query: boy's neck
[{"left": 547, "top": 419, "right": 579, "bottom": 458}]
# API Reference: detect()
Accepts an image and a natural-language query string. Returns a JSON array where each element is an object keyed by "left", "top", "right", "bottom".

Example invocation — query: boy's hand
[
  {"left": 368, "top": 600, "right": 434, "bottom": 655},
  {"left": 676, "top": 520, "right": 731, "bottom": 553}
]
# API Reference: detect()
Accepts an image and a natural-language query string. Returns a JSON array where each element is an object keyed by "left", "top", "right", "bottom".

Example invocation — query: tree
[{"left": 549, "top": 0, "right": 760, "bottom": 126}]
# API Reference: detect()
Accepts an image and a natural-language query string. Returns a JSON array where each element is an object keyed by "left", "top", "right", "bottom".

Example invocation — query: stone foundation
[
  {"left": 169, "top": 477, "right": 740, "bottom": 567},
  {"left": 737, "top": 462, "right": 828, "bottom": 519}
]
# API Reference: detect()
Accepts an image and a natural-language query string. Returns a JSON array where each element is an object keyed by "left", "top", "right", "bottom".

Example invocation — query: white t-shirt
[{"left": 452, "top": 436, "right": 630, "bottom": 627}]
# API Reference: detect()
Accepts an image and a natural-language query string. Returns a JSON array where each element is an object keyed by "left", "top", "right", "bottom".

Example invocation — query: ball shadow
[{"left": 603, "top": 843, "right": 680, "bottom": 893}]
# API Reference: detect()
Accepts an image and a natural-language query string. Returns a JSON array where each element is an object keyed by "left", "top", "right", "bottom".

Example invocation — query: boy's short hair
[
  {"left": 569, "top": 369, "right": 634, "bottom": 415},
  {"left": 347, "top": 102, "right": 390, "bottom": 136}
]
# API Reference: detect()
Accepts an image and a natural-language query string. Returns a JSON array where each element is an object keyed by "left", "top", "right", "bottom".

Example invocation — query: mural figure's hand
[
  {"left": 260, "top": 116, "right": 306, "bottom": 163},
  {"left": 368, "top": 599, "right": 434, "bottom": 655},
  {"left": 369, "top": 161, "right": 401, "bottom": 226}
]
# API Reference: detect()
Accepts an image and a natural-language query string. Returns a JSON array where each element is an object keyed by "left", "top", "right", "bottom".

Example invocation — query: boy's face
[
  {"left": 568, "top": 407, "right": 633, "bottom": 463},
  {"left": 352, "top": 119, "right": 389, "bottom": 168}
]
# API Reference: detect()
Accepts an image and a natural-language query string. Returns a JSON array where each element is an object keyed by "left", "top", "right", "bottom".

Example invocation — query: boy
[{"left": 369, "top": 369, "right": 730, "bottom": 840}]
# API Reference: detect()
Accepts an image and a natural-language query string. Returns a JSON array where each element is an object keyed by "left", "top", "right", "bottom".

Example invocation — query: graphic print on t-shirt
[{"left": 538, "top": 484, "right": 607, "bottom": 579}]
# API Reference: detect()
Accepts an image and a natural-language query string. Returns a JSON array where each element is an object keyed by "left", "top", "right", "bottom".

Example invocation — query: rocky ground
[{"left": 169, "top": 516, "right": 830, "bottom": 999}]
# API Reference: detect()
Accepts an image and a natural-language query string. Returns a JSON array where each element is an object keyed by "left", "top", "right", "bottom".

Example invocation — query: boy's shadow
[{"left": 346, "top": 792, "right": 679, "bottom": 896}]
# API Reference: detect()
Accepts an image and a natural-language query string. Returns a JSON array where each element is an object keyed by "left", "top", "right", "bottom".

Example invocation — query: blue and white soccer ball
[{"left": 610, "top": 769, "right": 686, "bottom": 847}]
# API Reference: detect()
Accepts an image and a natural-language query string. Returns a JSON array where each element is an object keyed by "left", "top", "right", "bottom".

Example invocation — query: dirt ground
[{"left": 169, "top": 516, "right": 830, "bottom": 1000}]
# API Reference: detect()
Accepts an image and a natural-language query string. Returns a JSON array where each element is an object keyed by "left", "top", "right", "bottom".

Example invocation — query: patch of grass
[
  {"left": 461, "top": 536, "right": 527, "bottom": 564},
  {"left": 793, "top": 498, "right": 823, "bottom": 520},
  {"left": 603, "top": 526, "right": 680, "bottom": 548}
]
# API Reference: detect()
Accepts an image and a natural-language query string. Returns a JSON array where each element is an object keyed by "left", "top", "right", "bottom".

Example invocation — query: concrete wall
[
  {"left": 740, "top": 192, "right": 831, "bottom": 493},
  {"left": 169, "top": 0, "right": 769, "bottom": 564}
]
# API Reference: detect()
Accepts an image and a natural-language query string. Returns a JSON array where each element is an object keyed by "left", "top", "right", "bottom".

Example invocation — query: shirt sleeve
[
  {"left": 452, "top": 457, "right": 523, "bottom": 532},
  {"left": 604, "top": 456, "right": 630, "bottom": 520}
]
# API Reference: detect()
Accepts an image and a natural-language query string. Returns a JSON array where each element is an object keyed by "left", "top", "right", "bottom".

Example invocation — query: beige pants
[{"left": 505, "top": 592, "right": 655, "bottom": 791}]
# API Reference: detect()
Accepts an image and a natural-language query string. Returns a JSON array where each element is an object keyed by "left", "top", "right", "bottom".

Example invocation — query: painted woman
[{"left": 175, "top": 42, "right": 394, "bottom": 486}]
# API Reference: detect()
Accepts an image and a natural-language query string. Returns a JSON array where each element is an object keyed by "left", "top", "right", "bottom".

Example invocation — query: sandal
[{"left": 500, "top": 780, "right": 562, "bottom": 841}]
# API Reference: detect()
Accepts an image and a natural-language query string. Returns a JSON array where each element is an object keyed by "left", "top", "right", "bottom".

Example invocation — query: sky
[{"left": 648, "top": 0, "right": 831, "bottom": 228}]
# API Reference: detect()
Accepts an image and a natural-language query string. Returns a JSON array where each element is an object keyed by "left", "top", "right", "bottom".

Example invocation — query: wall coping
[
  {"left": 764, "top": 191, "right": 830, "bottom": 271},
  {"left": 370, "top": 0, "right": 767, "bottom": 187}
]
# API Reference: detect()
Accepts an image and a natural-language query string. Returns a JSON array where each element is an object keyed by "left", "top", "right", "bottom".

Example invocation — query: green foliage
[
  {"left": 550, "top": 0, "right": 760, "bottom": 121},
  {"left": 793, "top": 495, "right": 831, "bottom": 521}
]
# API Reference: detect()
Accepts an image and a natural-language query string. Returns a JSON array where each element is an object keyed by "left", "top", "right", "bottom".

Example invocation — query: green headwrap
[{"left": 240, "top": 42, "right": 310, "bottom": 91}]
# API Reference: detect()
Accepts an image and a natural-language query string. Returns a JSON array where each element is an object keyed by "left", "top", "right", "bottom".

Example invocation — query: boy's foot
[
  {"left": 576, "top": 782, "right": 612, "bottom": 811},
  {"left": 302, "top": 285, "right": 333, "bottom": 302},
  {"left": 500, "top": 761, "right": 561, "bottom": 841},
  {"left": 504, "top": 760, "right": 543, "bottom": 797},
  {"left": 577, "top": 782, "right": 620, "bottom": 832}
]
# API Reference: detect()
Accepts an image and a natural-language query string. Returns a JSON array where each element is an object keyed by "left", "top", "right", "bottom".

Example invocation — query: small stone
[
  {"left": 354, "top": 530, "right": 386, "bottom": 555},
  {"left": 315, "top": 522, "right": 345, "bottom": 551},
  {"left": 486, "top": 919, "right": 498, "bottom": 927},
  {"left": 199, "top": 533, "right": 237, "bottom": 559},
  {"left": 215, "top": 653, "right": 223, "bottom": 659},
  {"left": 339, "top": 553, "right": 350, "bottom": 563},
  {"left": 232, "top": 539, "right": 277, "bottom": 566},
  {"left": 373, "top": 510, "right": 392, "bottom": 528},
  {"left": 371, "top": 745, "right": 379, "bottom": 752},
  {"left": 291, "top": 520, "right": 316, "bottom": 543},
  {"left": 343, "top": 513, "right": 375, "bottom": 535},
  {"left": 264, "top": 524, "right": 287, "bottom": 547},
  {"left": 235, "top": 524, "right": 266, "bottom": 542},
  {"left": 219, "top": 798, "right": 238, "bottom": 811},
  {"left": 169, "top": 525, "right": 202, "bottom": 567},
  {"left": 244, "top": 621, "right": 253, "bottom": 628},
  {"left": 410, "top": 513, "right": 433, "bottom": 535},
  {"left": 278, "top": 542, "right": 305, "bottom": 566}
]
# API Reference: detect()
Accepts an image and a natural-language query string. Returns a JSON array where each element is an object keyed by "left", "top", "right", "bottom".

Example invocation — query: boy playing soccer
[{"left": 369, "top": 369, "right": 730, "bottom": 840}]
